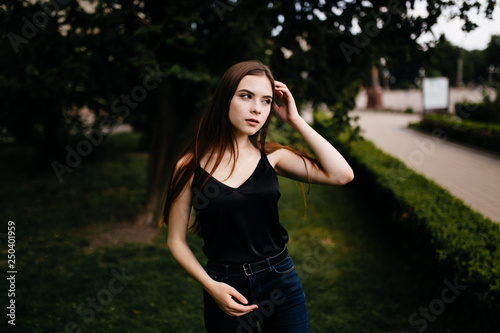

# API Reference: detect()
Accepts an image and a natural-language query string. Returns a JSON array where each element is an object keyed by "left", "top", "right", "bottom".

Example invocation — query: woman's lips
[{"left": 245, "top": 119, "right": 259, "bottom": 126}]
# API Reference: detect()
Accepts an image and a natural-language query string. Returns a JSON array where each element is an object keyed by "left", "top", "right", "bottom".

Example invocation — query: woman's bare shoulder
[
  {"left": 172, "top": 152, "right": 195, "bottom": 189},
  {"left": 264, "top": 143, "right": 287, "bottom": 168}
]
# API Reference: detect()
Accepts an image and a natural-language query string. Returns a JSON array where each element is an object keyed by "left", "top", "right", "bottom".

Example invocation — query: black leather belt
[{"left": 207, "top": 247, "right": 288, "bottom": 276}]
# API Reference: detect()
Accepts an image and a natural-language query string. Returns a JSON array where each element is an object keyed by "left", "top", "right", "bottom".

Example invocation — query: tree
[
  {"left": 0, "top": 0, "right": 146, "bottom": 167},
  {"left": 462, "top": 49, "right": 487, "bottom": 84},
  {"left": 1, "top": 0, "right": 497, "bottom": 228},
  {"left": 423, "top": 35, "right": 461, "bottom": 83},
  {"left": 485, "top": 35, "right": 500, "bottom": 66},
  {"left": 485, "top": 34, "right": 500, "bottom": 83}
]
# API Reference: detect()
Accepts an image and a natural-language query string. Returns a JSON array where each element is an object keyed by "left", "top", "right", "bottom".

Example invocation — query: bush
[
  {"left": 349, "top": 136, "right": 500, "bottom": 307},
  {"left": 314, "top": 113, "right": 500, "bottom": 315},
  {"left": 455, "top": 87, "right": 500, "bottom": 123},
  {"left": 409, "top": 113, "right": 500, "bottom": 153},
  {"left": 339, "top": 136, "right": 500, "bottom": 313}
]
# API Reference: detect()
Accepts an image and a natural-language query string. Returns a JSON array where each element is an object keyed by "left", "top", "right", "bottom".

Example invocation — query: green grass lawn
[{"left": 0, "top": 133, "right": 481, "bottom": 332}]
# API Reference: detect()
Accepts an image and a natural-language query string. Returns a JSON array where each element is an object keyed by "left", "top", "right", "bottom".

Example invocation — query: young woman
[{"left": 164, "top": 60, "right": 353, "bottom": 332}]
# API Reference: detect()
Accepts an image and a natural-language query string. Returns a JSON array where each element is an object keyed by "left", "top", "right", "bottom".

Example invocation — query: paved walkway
[{"left": 351, "top": 110, "right": 500, "bottom": 223}]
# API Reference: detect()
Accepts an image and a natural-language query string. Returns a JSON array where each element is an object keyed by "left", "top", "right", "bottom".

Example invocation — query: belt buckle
[{"left": 243, "top": 263, "right": 252, "bottom": 276}]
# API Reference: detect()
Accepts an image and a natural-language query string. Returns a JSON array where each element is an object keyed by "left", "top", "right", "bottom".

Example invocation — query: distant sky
[{"left": 412, "top": 1, "right": 500, "bottom": 51}]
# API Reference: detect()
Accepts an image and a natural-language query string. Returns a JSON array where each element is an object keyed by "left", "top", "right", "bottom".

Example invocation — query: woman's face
[{"left": 228, "top": 75, "right": 273, "bottom": 137}]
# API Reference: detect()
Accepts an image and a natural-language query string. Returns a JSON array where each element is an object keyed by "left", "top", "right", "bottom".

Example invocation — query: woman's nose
[{"left": 252, "top": 102, "right": 262, "bottom": 114}]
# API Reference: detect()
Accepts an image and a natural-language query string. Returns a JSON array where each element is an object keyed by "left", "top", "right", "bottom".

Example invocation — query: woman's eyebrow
[{"left": 237, "top": 89, "right": 272, "bottom": 99}]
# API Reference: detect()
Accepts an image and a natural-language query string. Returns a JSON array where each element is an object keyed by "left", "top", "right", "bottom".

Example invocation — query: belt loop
[
  {"left": 224, "top": 264, "right": 229, "bottom": 279},
  {"left": 266, "top": 257, "right": 272, "bottom": 271}
]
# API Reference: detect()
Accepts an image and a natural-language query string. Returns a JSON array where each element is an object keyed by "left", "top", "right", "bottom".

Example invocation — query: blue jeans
[{"left": 203, "top": 256, "right": 310, "bottom": 333}]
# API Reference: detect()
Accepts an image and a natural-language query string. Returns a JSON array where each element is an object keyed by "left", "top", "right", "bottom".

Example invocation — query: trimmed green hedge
[
  {"left": 455, "top": 87, "right": 500, "bottom": 123},
  {"left": 455, "top": 101, "right": 500, "bottom": 123},
  {"left": 323, "top": 127, "right": 500, "bottom": 313},
  {"left": 409, "top": 113, "right": 500, "bottom": 153}
]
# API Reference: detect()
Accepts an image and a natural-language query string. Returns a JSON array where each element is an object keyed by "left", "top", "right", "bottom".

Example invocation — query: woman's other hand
[
  {"left": 273, "top": 81, "right": 301, "bottom": 125},
  {"left": 207, "top": 281, "right": 258, "bottom": 316}
]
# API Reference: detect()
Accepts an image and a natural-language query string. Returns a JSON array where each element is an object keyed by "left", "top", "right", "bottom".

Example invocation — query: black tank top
[{"left": 191, "top": 149, "right": 288, "bottom": 264}]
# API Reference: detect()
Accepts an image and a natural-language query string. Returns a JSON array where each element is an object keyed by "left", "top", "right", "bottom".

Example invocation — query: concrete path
[{"left": 351, "top": 110, "right": 500, "bottom": 223}]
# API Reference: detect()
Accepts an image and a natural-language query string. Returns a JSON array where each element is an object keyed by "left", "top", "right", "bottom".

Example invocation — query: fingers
[
  {"left": 274, "top": 81, "right": 289, "bottom": 93},
  {"left": 274, "top": 87, "right": 285, "bottom": 100},
  {"left": 274, "top": 88, "right": 287, "bottom": 104},
  {"left": 226, "top": 299, "right": 258, "bottom": 316},
  {"left": 274, "top": 81, "right": 293, "bottom": 102},
  {"left": 272, "top": 101, "right": 280, "bottom": 112},
  {"left": 212, "top": 283, "right": 258, "bottom": 317},
  {"left": 274, "top": 81, "right": 286, "bottom": 91},
  {"left": 230, "top": 287, "right": 249, "bottom": 305},
  {"left": 274, "top": 86, "right": 288, "bottom": 95},
  {"left": 274, "top": 80, "right": 286, "bottom": 88},
  {"left": 226, "top": 287, "right": 258, "bottom": 316}
]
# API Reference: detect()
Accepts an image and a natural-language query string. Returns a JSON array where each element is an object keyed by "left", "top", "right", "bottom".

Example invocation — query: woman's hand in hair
[
  {"left": 269, "top": 82, "right": 354, "bottom": 186},
  {"left": 207, "top": 281, "right": 258, "bottom": 316},
  {"left": 273, "top": 81, "right": 301, "bottom": 125}
]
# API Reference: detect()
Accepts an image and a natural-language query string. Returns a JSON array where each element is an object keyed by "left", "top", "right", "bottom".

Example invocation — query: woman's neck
[{"left": 233, "top": 134, "right": 255, "bottom": 153}]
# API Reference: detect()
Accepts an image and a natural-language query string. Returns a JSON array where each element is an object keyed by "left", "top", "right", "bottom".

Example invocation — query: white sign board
[{"left": 422, "top": 77, "right": 449, "bottom": 110}]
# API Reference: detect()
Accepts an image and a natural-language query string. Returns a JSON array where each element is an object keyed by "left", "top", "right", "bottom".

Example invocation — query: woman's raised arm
[{"left": 270, "top": 81, "right": 354, "bottom": 185}]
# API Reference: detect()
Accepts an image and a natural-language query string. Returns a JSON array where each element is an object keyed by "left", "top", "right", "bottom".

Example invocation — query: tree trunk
[
  {"left": 41, "top": 105, "right": 69, "bottom": 165},
  {"left": 134, "top": 76, "right": 176, "bottom": 228},
  {"left": 134, "top": 77, "right": 203, "bottom": 228}
]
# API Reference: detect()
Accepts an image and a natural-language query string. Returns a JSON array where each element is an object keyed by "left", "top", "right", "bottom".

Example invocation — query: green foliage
[
  {"left": 455, "top": 87, "right": 500, "bottom": 123},
  {"left": 329, "top": 132, "right": 500, "bottom": 315},
  {"left": 409, "top": 113, "right": 500, "bottom": 152},
  {"left": 463, "top": 49, "right": 489, "bottom": 83},
  {"left": 384, "top": 33, "right": 500, "bottom": 89},
  {"left": 2, "top": 0, "right": 498, "bottom": 158},
  {"left": 267, "top": 116, "right": 307, "bottom": 150},
  {"left": 0, "top": 0, "right": 155, "bottom": 165},
  {"left": 424, "top": 35, "right": 461, "bottom": 83},
  {"left": 485, "top": 35, "right": 500, "bottom": 68},
  {"left": 313, "top": 107, "right": 362, "bottom": 143}
]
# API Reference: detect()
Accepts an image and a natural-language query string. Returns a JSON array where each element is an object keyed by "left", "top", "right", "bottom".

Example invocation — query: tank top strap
[
  {"left": 259, "top": 147, "right": 269, "bottom": 163},
  {"left": 261, "top": 148, "right": 277, "bottom": 174}
]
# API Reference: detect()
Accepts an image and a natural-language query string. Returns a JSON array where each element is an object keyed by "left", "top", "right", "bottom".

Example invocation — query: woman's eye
[
  {"left": 264, "top": 99, "right": 272, "bottom": 105},
  {"left": 241, "top": 94, "right": 251, "bottom": 100}
]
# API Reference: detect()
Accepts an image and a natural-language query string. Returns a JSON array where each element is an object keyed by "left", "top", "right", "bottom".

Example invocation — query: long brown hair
[{"left": 160, "top": 60, "right": 324, "bottom": 235}]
